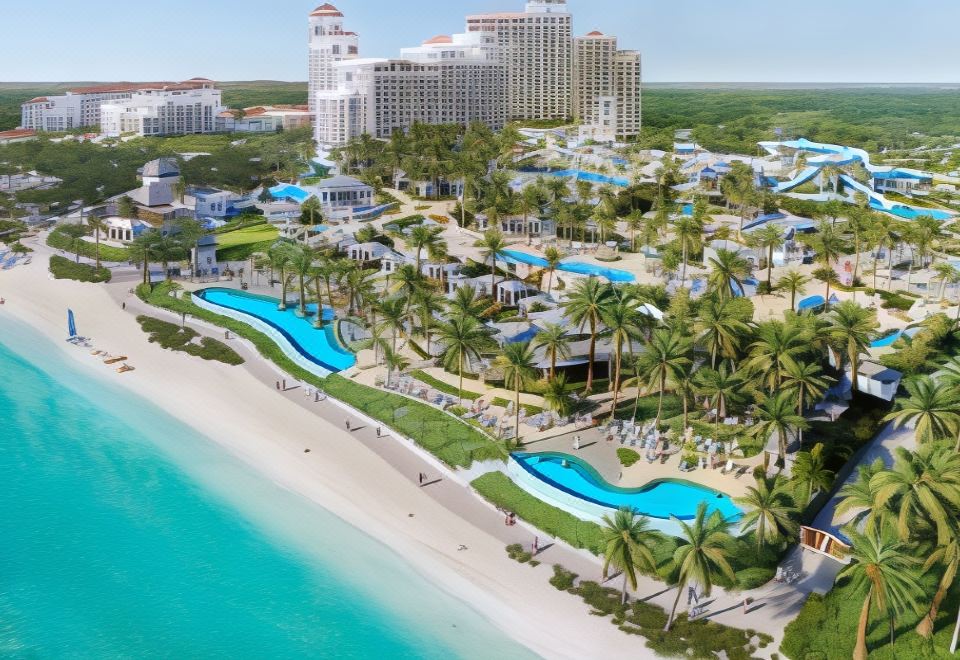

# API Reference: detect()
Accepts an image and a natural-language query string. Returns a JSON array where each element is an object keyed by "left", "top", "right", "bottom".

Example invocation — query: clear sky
[{"left": 4, "top": 1, "right": 959, "bottom": 83}]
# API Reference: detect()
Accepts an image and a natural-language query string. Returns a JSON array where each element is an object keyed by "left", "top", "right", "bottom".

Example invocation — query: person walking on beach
[
  {"left": 121, "top": 301, "right": 125, "bottom": 310},
  {"left": 418, "top": 472, "right": 425, "bottom": 486},
  {"left": 345, "top": 419, "right": 351, "bottom": 431},
  {"left": 376, "top": 426, "right": 381, "bottom": 437},
  {"left": 532, "top": 536, "right": 539, "bottom": 555}
]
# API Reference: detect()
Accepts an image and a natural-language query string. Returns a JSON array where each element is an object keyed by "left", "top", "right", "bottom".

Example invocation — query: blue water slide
[{"left": 773, "top": 166, "right": 820, "bottom": 193}]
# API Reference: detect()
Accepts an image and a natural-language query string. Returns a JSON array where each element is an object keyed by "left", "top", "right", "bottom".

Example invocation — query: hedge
[
  {"left": 137, "top": 282, "right": 501, "bottom": 467},
  {"left": 410, "top": 369, "right": 483, "bottom": 401},
  {"left": 48, "top": 255, "right": 111, "bottom": 283},
  {"left": 470, "top": 471, "right": 605, "bottom": 554},
  {"left": 47, "top": 226, "right": 130, "bottom": 262}
]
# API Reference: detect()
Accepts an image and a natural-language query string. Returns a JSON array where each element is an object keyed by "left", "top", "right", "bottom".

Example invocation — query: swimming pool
[
  {"left": 500, "top": 249, "right": 636, "bottom": 283},
  {"left": 544, "top": 170, "right": 630, "bottom": 188},
  {"left": 870, "top": 326, "right": 920, "bottom": 348},
  {"left": 884, "top": 205, "right": 952, "bottom": 221},
  {"left": 195, "top": 288, "right": 355, "bottom": 374},
  {"left": 269, "top": 184, "right": 310, "bottom": 204},
  {"left": 510, "top": 452, "right": 742, "bottom": 522}
]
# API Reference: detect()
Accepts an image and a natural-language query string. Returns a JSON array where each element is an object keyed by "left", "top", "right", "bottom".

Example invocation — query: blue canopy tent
[{"left": 67, "top": 309, "right": 77, "bottom": 339}]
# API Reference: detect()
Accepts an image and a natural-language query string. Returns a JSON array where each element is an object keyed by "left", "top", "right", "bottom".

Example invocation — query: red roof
[
  {"left": 25, "top": 97, "right": 49, "bottom": 104},
  {"left": 310, "top": 3, "right": 342, "bottom": 17},
  {"left": 67, "top": 79, "right": 214, "bottom": 95},
  {"left": 0, "top": 129, "right": 37, "bottom": 140},
  {"left": 586, "top": 30, "right": 605, "bottom": 36},
  {"left": 423, "top": 35, "right": 453, "bottom": 45}
]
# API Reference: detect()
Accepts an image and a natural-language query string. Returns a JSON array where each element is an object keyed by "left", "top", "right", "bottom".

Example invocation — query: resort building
[
  {"left": 100, "top": 81, "right": 223, "bottom": 137},
  {"left": 20, "top": 80, "right": 217, "bottom": 133},
  {"left": 308, "top": 3, "right": 359, "bottom": 114},
  {"left": 107, "top": 158, "right": 195, "bottom": 230},
  {"left": 0, "top": 128, "right": 38, "bottom": 145},
  {"left": 315, "top": 31, "right": 506, "bottom": 147},
  {"left": 313, "top": 174, "right": 374, "bottom": 219},
  {"left": 573, "top": 31, "right": 642, "bottom": 141},
  {"left": 215, "top": 106, "right": 313, "bottom": 133},
  {"left": 465, "top": 0, "right": 573, "bottom": 121}
]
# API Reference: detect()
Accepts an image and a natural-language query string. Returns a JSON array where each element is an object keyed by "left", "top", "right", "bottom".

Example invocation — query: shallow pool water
[
  {"left": 196, "top": 288, "right": 355, "bottom": 373},
  {"left": 500, "top": 249, "right": 635, "bottom": 283},
  {"left": 512, "top": 452, "right": 742, "bottom": 522}
]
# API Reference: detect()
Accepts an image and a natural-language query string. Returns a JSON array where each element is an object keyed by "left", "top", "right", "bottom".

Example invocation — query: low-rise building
[
  {"left": 0, "top": 128, "right": 38, "bottom": 144},
  {"left": 100, "top": 80, "right": 223, "bottom": 137},
  {"left": 313, "top": 175, "right": 374, "bottom": 220},
  {"left": 215, "top": 106, "right": 313, "bottom": 133}
]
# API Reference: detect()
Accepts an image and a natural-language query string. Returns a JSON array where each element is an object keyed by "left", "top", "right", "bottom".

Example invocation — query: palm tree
[
  {"left": 664, "top": 502, "right": 736, "bottom": 631},
  {"left": 835, "top": 458, "right": 889, "bottom": 535},
  {"left": 933, "top": 262, "right": 960, "bottom": 305},
  {"left": 408, "top": 224, "right": 443, "bottom": 274},
  {"left": 694, "top": 365, "right": 746, "bottom": 436},
  {"left": 436, "top": 315, "right": 495, "bottom": 403},
  {"left": 706, "top": 248, "right": 752, "bottom": 301},
  {"left": 803, "top": 220, "right": 846, "bottom": 303},
  {"left": 531, "top": 323, "right": 570, "bottom": 379},
  {"left": 448, "top": 284, "right": 487, "bottom": 319},
  {"left": 543, "top": 246, "right": 562, "bottom": 297},
  {"left": 839, "top": 526, "right": 925, "bottom": 660},
  {"left": 496, "top": 341, "right": 539, "bottom": 441},
  {"left": 376, "top": 296, "right": 407, "bottom": 354},
  {"left": 412, "top": 289, "right": 445, "bottom": 355},
  {"left": 150, "top": 236, "right": 186, "bottom": 281},
  {"left": 382, "top": 344, "right": 410, "bottom": 390},
  {"left": 474, "top": 229, "right": 507, "bottom": 297},
  {"left": 86, "top": 215, "right": 107, "bottom": 270},
  {"left": 916, "top": 517, "right": 960, "bottom": 638},
  {"left": 562, "top": 278, "right": 614, "bottom": 393},
  {"left": 781, "top": 359, "right": 832, "bottom": 445},
  {"left": 290, "top": 248, "right": 315, "bottom": 317},
  {"left": 267, "top": 243, "right": 296, "bottom": 310},
  {"left": 790, "top": 443, "right": 835, "bottom": 506},
  {"left": 59, "top": 223, "right": 88, "bottom": 263},
  {"left": 600, "top": 508, "right": 658, "bottom": 604},
  {"left": 129, "top": 231, "right": 159, "bottom": 285},
  {"left": 776, "top": 270, "right": 810, "bottom": 311},
  {"left": 674, "top": 215, "right": 703, "bottom": 287},
  {"left": 636, "top": 329, "right": 692, "bottom": 428},
  {"left": 828, "top": 300, "right": 878, "bottom": 395},
  {"left": 694, "top": 296, "right": 750, "bottom": 369},
  {"left": 744, "top": 319, "right": 809, "bottom": 392},
  {"left": 735, "top": 476, "right": 799, "bottom": 550},
  {"left": 751, "top": 223, "right": 785, "bottom": 287},
  {"left": 750, "top": 391, "right": 808, "bottom": 469},
  {"left": 884, "top": 375, "right": 960, "bottom": 446},
  {"left": 542, "top": 374, "right": 573, "bottom": 418},
  {"left": 872, "top": 444, "right": 960, "bottom": 546},
  {"left": 867, "top": 220, "right": 902, "bottom": 292},
  {"left": 601, "top": 293, "right": 644, "bottom": 421}
]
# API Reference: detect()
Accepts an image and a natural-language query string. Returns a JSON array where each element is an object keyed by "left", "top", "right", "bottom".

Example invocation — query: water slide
[
  {"left": 772, "top": 166, "right": 821, "bottom": 193},
  {"left": 759, "top": 138, "right": 954, "bottom": 220}
]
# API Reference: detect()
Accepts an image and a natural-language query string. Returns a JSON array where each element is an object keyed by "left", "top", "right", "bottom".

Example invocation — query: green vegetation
[
  {"left": 47, "top": 225, "right": 130, "bottom": 262},
  {"left": 547, "top": 565, "right": 773, "bottom": 659},
  {"left": 616, "top": 448, "right": 641, "bottom": 467},
  {"left": 409, "top": 369, "right": 483, "bottom": 400},
  {"left": 471, "top": 472, "right": 605, "bottom": 554},
  {"left": 136, "top": 315, "right": 244, "bottom": 365},
  {"left": 48, "top": 254, "right": 111, "bottom": 282},
  {"left": 218, "top": 81, "right": 307, "bottom": 110},
  {"left": 215, "top": 221, "right": 279, "bottom": 261}
]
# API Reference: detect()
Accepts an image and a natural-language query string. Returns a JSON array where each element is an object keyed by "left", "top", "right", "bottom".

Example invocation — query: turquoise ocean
[{"left": 0, "top": 314, "right": 534, "bottom": 659}]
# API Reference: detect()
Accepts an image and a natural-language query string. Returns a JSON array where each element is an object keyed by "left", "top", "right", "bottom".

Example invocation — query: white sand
[{"left": 0, "top": 242, "right": 644, "bottom": 659}]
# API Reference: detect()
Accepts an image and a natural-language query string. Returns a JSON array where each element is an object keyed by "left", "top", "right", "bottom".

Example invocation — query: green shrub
[
  {"left": 617, "top": 448, "right": 641, "bottom": 467},
  {"left": 549, "top": 565, "right": 578, "bottom": 591},
  {"left": 48, "top": 255, "right": 111, "bottom": 282},
  {"left": 136, "top": 315, "right": 244, "bottom": 366},
  {"left": 471, "top": 472, "right": 605, "bottom": 554},
  {"left": 505, "top": 543, "right": 534, "bottom": 564},
  {"left": 410, "top": 369, "right": 483, "bottom": 400}
]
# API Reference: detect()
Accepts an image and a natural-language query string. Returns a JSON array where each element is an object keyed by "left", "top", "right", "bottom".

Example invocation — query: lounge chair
[
  {"left": 104, "top": 356, "right": 128, "bottom": 365},
  {"left": 679, "top": 461, "right": 693, "bottom": 472},
  {"left": 721, "top": 459, "right": 735, "bottom": 474},
  {"left": 117, "top": 364, "right": 135, "bottom": 374}
]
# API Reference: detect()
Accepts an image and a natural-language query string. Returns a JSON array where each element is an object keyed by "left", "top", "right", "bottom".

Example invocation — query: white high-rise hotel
[{"left": 310, "top": 1, "right": 641, "bottom": 148}]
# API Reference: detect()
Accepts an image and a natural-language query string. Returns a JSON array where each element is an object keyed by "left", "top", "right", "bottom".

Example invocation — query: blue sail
[{"left": 67, "top": 309, "right": 76, "bottom": 338}]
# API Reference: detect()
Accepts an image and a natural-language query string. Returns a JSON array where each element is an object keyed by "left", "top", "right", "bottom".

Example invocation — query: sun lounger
[
  {"left": 735, "top": 465, "right": 750, "bottom": 479},
  {"left": 721, "top": 459, "right": 735, "bottom": 474},
  {"left": 104, "top": 356, "right": 128, "bottom": 365},
  {"left": 679, "top": 461, "right": 694, "bottom": 472},
  {"left": 117, "top": 364, "right": 135, "bottom": 374}
]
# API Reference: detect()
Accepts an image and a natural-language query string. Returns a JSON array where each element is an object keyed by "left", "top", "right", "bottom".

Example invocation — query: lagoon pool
[
  {"left": 544, "top": 169, "right": 630, "bottom": 187},
  {"left": 870, "top": 326, "right": 920, "bottom": 348},
  {"left": 511, "top": 452, "right": 742, "bottom": 522},
  {"left": 195, "top": 288, "right": 355, "bottom": 373},
  {"left": 501, "top": 249, "right": 636, "bottom": 283},
  {"left": 269, "top": 183, "right": 310, "bottom": 204}
]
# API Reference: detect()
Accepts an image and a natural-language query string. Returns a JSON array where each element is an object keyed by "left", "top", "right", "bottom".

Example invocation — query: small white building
[
  {"left": 347, "top": 241, "right": 392, "bottom": 263},
  {"left": 313, "top": 175, "right": 374, "bottom": 220},
  {"left": 496, "top": 279, "right": 541, "bottom": 306},
  {"left": 103, "top": 216, "right": 149, "bottom": 243},
  {"left": 187, "top": 187, "right": 242, "bottom": 218},
  {"left": 475, "top": 213, "right": 554, "bottom": 237}
]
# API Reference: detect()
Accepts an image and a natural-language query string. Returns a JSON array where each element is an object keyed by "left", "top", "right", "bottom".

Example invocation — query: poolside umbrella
[{"left": 67, "top": 309, "right": 77, "bottom": 339}]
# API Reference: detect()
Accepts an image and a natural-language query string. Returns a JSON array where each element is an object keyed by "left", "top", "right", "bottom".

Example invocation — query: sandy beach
[{"left": 0, "top": 240, "right": 648, "bottom": 660}]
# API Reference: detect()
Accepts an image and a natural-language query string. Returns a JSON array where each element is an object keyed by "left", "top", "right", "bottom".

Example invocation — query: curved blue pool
[
  {"left": 196, "top": 288, "right": 355, "bottom": 373},
  {"left": 544, "top": 170, "right": 630, "bottom": 188},
  {"left": 511, "top": 452, "right": 742, "bottom": 522},
  {"left": 501, "top": 249, "right": 636, "bottom": 283},
  {"left": 269, "top": 184, "right": 310, "bottom": 204},
  {"left": 870, "top": 326, "right": 920, "bottom": 348}
]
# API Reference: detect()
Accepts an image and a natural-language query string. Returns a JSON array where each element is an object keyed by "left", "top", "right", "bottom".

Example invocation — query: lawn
[
  {"left": 136, "top": 315, "right": 244, "bottom": 366},
  {"left": 48, "top": 255, "right": 111, "bottom": 283},
  {"left": 47, "top": 226, "right": 130, "bottom": 262},
  {"left": 215, "top": 223, "right": 279, "bottom": 262}
]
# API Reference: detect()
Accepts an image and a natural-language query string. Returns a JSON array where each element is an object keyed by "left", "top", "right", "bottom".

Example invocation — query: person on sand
[
  {"left": 376, "top": 426, "right": 381, "bottom": 437},
  {"left": 532, "top": 536, "right": 539, "bottom": 555},
  {"left": 345, "top": 419, "right": 350, "bottom": 431}
]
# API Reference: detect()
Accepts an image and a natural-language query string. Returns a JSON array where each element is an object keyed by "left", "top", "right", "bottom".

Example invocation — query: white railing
[{"left": 191, "top": 293, "right": 332, "bottom": 379}]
